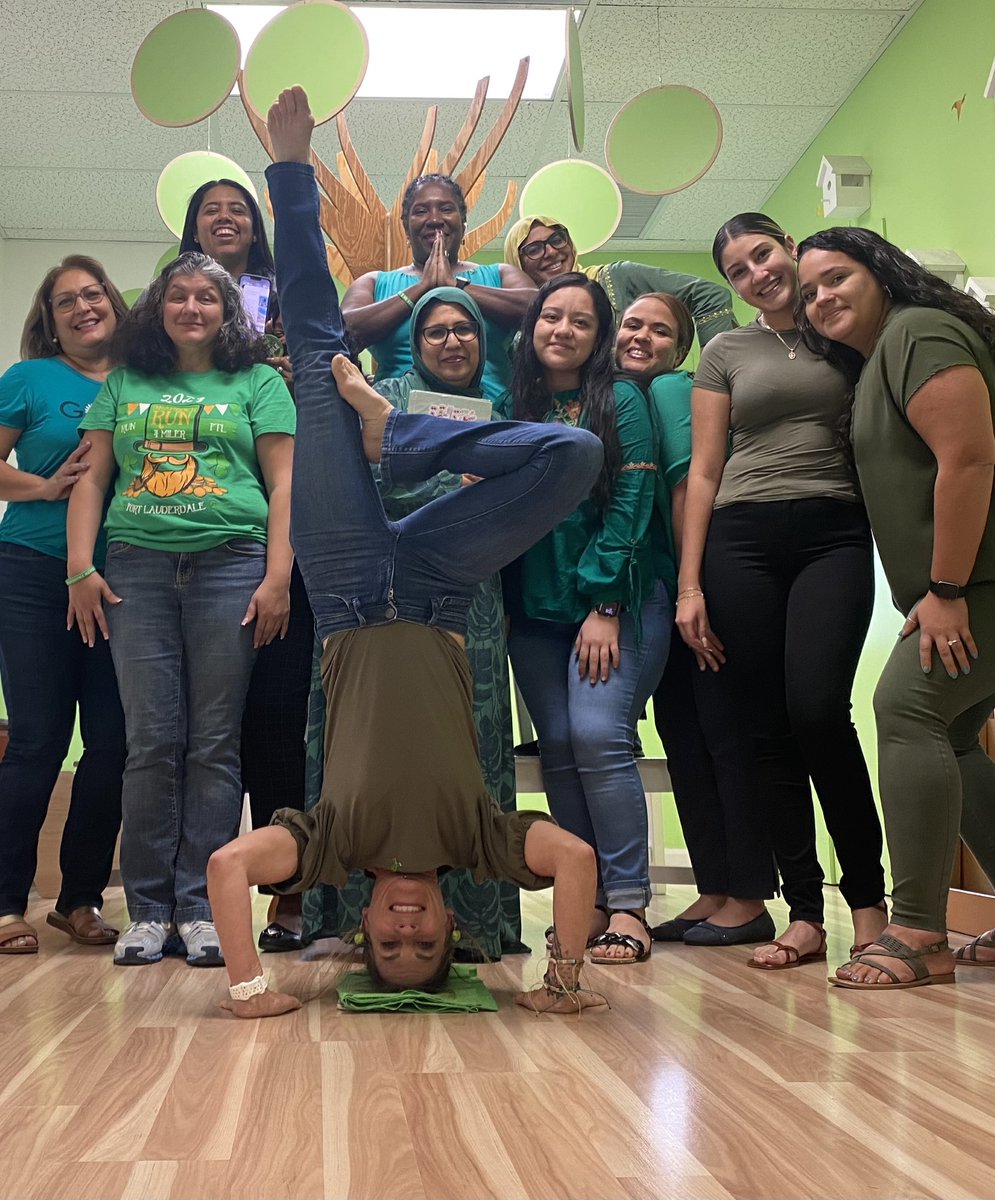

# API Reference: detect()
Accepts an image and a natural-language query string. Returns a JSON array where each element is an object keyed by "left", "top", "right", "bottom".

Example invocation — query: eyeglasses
[
  {"left": 50, "top": 284, "right": 106, "bottom": 314},
  {"left": 420, "top": 320, "right": 479, "bottom": 346},
  {"left": 519, "top": 229, "right": 570, "bottom": 262}
]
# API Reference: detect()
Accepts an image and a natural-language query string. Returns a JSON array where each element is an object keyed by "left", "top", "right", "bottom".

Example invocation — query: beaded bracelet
[
  {"left": 228, "top": 973, "right": 267, "bottom": 1001},
  {"left": 398, "top": 290, "right": 415, "bottom": 309},
  {"left": 65, "top": 566, "right": 96, "bottom": 586}
]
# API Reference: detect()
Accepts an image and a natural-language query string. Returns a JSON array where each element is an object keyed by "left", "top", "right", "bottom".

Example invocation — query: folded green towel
[{"left": 337, "top": 964, "right": 498, "bottom": 1012}]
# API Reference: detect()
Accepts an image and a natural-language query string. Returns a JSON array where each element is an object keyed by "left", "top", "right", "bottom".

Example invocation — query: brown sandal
[
  {"left": 747, "top": 920, "right": 827, "bottom": 971},
  {"left": 830, "top": 932, "right": 955, "bottom": 990},
  {"left": 46, "top": 906, "right": 118, "bottom": 946},
  {"left": 0, "top": 913, "right": 39, "bottom": 955},
  {"left": 953, "top": 928, "right": 995, "bottom": 970}
]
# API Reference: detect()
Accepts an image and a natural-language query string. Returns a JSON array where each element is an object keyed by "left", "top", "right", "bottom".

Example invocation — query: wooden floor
[{"left": 1, "top": 885, "right": 993, "bottom": 1200}]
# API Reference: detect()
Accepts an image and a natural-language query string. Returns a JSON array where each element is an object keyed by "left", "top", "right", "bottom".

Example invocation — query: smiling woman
[
  {"left": 65, "top": 252, "right": 296, "bottom": 971},
  {"left": 673, "top": 212, "right": 886, "bottom": 970},
  {"left": 0, "top": 255, "right": 130, "bottom": 956},
  {"left": 341, "top": 174, "right": 536, "bottom": 400}
]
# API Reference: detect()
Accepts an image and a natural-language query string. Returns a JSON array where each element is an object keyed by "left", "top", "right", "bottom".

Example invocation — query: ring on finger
[{"left": 948, "top": 638, "right": 961, "bottom": 647}]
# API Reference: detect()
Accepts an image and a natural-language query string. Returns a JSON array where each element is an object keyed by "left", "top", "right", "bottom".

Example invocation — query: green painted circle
[
  {"left": 242, "top": 0, "right": 369, "bottom": 126},
  {"left": 121, "top": 288, "right": 144, "bottom": 310},
  {"left": 520, "top": 161, "right": 621, "bottom": 254},
  {"left": 131, "top": 10, "right": 240, "bottom": 128},
  {"left": 154, "top": 245, "right": 180, "bottom": 276},
  {"left": 566, "top": 11, "right": 585, "bottom": 153},
  {"left": 156, "top": 153, "right": 256, "bottom": 239},
  {"left": 606, "top": 86, "right": 722, "bottom": 196}
]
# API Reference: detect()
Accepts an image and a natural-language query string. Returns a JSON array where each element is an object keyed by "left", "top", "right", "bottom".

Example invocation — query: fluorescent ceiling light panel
[{"left": 208, "top": 5, "right": 567, "bottom": 99}]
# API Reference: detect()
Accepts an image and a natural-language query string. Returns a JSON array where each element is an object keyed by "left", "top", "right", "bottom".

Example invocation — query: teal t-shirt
[
  {"left": 79, "top": 363, "right": 295, "bottom": 553},
  {"left": 647, "top": 370, "right": 693, "bottom": 588},
  {"left": 0, "top": 357, "right": 104, "bottom": 560}
]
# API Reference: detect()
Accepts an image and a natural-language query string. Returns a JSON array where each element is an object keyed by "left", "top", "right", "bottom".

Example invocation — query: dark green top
[
  {"left": 499, "top": 378, "right": 667, "bottom": 620},
  {"left": 854, "top": 304, "right": 995, "bottom": 613},
  {"left": 585, "top": 262, "right": 737, "bottom": 346}
]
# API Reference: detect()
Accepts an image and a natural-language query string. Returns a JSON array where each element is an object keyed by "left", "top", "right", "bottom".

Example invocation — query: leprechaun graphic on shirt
[{"left": 78, "top": 365, "right": 296, "bottom": 552}]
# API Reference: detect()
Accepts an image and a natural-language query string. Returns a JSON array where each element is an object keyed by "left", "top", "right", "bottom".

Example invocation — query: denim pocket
[
  {"left": 105, "top": 540, "right": 139, "bottom": 558},
  {"left": 223, "top": 538, "right": 266, "bottom": 557}
]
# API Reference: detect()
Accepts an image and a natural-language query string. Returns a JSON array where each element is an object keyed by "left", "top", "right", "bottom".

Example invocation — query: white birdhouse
[
  {"left": 817, "top": 155, "right": 871, "bottom": 219},
  {"left": 905, "top": 249, "right": 967, "bottom": 290},
  {"left": 965, "top": 276, "right": 995, "bottom": 310}
]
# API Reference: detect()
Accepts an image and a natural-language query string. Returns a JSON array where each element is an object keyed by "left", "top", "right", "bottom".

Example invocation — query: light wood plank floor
[{"left": 1, "top": 885, "right": 992, "bottom": 1200}]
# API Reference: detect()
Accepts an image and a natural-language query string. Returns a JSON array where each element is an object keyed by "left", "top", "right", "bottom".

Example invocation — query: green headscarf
[{"left": 407, "top": 286, "right": 487, "bottom": 397}]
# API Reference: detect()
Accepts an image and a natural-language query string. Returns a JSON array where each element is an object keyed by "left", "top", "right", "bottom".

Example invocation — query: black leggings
[
  {"left": 654, "top": 633, "right": 777, "bottom": 900},
  {"left": 704, "top": 499, "right": 884, "bottom": 923}
]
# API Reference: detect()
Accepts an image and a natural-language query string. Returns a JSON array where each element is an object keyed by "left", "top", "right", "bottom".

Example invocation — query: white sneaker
[
  {"left": 177, "top": 919, "right": 224, "bottom": 967},
  {"left": 114, "top": 920, "right": 174, "bottom": 965}
]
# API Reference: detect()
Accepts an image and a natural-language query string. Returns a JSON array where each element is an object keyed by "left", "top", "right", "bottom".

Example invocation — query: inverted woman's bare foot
[
  {"left": 266, "top": 86, "right": 314, "bottom": 163},
  {"left": 331, "top": 354, "right": 392, "bottom": 462},
  {"left": 220, "top": 990, "right": 302, "bottom": 1019}
]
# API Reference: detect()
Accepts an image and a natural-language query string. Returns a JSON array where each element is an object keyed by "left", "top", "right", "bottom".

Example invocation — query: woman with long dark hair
[
  {"left": 66, "top": 252, "right": 295, "bottom": 969},
  {"left": 502, "top": 273, "right": 672, "bottom": 965},
  {"left": 676, "top": 212, "right": 886, "bottom": 967},
  {"left": 798, "top": 226, "right": 995, "bottom": 988}
]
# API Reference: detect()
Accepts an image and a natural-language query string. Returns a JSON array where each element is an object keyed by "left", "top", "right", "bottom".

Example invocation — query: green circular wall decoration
[
  {"left": 156, "top": 153, "right": 257, "bottom": 239},
  {"left": 565, "top": 10, "right": 585, "bottom": 153},
  {"left": 520, "top": 161, "right": 621, "bottom": 254},
  {"left": 131, "top": 10, "right": 240, "bottom": 128},
  {"left": 155, "top": 245, "right": 180, "bottom": 276},
  {"left": 606, "top": 86, "right": 723, "bottom": 196},
  {"left": 242, "top": 0, "right": 369, "bottom": 126}
]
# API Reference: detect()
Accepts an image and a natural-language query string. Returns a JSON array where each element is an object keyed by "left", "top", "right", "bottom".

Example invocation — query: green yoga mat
[{"left": 337, "top": 965, "right": 498, "bottom": 1013}]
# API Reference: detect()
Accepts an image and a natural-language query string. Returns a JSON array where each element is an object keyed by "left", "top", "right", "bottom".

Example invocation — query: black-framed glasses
[
  {"left": 520, "top": 228, "right": 570, "bottom": 262},
  {"left": 50, "top": 284, "right": 106, "bottom": 314},
  {"left": 420, "top": 319, "right": 479, "bottom": 346}
]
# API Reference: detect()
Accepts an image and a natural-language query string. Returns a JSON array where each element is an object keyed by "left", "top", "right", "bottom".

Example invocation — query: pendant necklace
[{"left": 757, "top": 313, "right": 803, "bottom": 360}]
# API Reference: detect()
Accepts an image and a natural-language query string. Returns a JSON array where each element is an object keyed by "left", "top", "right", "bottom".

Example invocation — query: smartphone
[{"left": 239, "top": 274, "right": 272, "bottom": 336}]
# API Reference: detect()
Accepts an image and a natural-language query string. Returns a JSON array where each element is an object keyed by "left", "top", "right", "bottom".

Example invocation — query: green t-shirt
[
  {"left": 695, "top": 322, "right": 860, "bottom": 508},
  {"left": 80, "top": 363, "right": 295, "bottom": 553},
  {"left": 513, "top": 379, "right": 668, "bottom": 622},
  {"left": 647, "top": 370, "right": 693, "bottom": 590},
  {"left": 853, "top": 304, "right": 995, "bottom": 613}
]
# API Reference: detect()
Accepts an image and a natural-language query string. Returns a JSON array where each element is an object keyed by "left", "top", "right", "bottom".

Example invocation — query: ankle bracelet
[{"left": 229, "top": 973, "right": 267, "bottom": 1001}]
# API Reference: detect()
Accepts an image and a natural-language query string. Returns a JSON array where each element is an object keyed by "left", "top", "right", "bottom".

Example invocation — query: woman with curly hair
[
  {"left": 501, "top": 273, "right": 672, "bottom": 966},
  {"left": 66, "top": 252, "right": 296, "bottom": 968},
  {"left": 0, "top": 255, "right": 129, "bottom": 954},
  {"left": 798, "top": 226, "right": 995, "bottom": 989}
]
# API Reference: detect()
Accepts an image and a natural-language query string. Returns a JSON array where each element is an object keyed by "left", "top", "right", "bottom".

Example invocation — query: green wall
[{"left": 766, "top": 0, "right": 995, "bottom": 268}]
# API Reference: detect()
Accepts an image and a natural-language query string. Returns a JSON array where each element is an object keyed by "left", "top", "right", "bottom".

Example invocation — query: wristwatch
[
  {"left": 929, "top": 579, "right": 966, "bottom": 600},
  {"left": 594, "top": 602, "right": 622, "bottom": 618},
  {"left": 455, "top": 276, "right": 471, "bottom": 290}
]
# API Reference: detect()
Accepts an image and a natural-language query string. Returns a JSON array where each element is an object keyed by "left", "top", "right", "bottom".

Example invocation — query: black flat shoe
[
  {"left": 682, "top": 911, "right": 776, "bottom": 946},
  {"left": 650, "top": 916, "right": 702, "bottom": 942},
  {"left": 258, "top": 922, "right": 303, "bottom": 953}
]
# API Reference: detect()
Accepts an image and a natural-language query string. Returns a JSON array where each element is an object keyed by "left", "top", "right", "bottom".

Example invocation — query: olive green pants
[{"left": 874, "top": 583, "right": 995, "bottom": 932}]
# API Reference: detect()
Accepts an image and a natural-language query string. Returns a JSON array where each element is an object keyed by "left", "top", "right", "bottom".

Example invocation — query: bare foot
[
  {"left": 752, "top": 920, "right": 825, "bottom": 968},
  {"left": 219, "top": 990, "right": 302, "bottom": 1019},
  {"left": 850, "top": 901, "right": 888, "bottom": 952},
  {"left": 266, "top": 86, "right": 314, "bottom": 164},
  {"left": 833, "top": 923, "right": 955, "bottom": 987},
  {"left": 331, "top": 354, "right": 392, "bottom": 462},
  {"left": 589, "top": 910, "right": 650, "bottom": 963}
]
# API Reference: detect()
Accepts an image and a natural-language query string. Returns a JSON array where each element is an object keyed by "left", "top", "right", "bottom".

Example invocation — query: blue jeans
[
  {"left": 0, "top": 542, "right": 125, "bottom": 916},
  {"left": 104, "top": 540, "right": 264, "bottom": 923},
  {"left": 266, "top": 161, "right": 603, "bottom": 632},
  {"left": 508, "top": 581, "right": 672, "bottom": 910}
]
